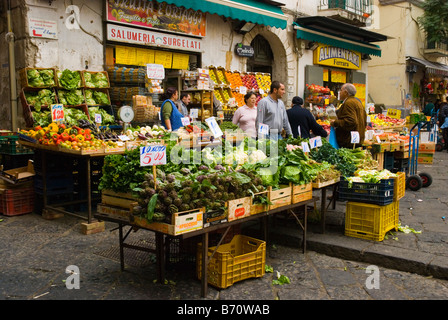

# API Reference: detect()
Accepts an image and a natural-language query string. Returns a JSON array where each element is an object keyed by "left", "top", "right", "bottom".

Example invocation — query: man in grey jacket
[{"left": 255, "top": 81, "right": 292, "bottom": 140}]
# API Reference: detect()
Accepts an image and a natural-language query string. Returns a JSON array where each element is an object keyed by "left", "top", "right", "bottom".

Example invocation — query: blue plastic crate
[{"left": 338, "top": 178, "right": 395, "bottom": 205}]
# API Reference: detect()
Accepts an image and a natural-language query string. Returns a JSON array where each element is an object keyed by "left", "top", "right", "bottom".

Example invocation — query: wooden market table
[
  {"left": 19, "top": 140, "right": 125, "bottom": 224},
  {"left": 94, "top": 197, "right": 316, "bottom": 298}
]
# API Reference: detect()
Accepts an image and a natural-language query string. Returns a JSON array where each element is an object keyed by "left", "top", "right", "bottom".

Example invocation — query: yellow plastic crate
[
  {"left": 345, "top": 201, "right": 399, "bottom": 241},
  {"left": 394, "top": 172, "right": 405, "bottom": 201},
  {"left": 197, "top": 235, "right": 266, "bottom": 289}
]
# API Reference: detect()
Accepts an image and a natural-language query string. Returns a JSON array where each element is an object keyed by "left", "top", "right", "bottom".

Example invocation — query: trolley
[{"left": 406, "top": 121, "right": 433, "bottom": 191}]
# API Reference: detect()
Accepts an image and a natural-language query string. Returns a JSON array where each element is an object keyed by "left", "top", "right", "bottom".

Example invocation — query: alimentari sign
[{"left": 313, "top": 45, "right": 361, "bottom": 70}]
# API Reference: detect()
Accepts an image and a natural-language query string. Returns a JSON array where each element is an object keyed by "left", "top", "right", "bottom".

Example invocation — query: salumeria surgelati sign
[
  {"left": 107, "top": 24, "right": 203, "bottom": 52},
  {"left": 313, "top": 45, "right": 361, "bottom": 70}
]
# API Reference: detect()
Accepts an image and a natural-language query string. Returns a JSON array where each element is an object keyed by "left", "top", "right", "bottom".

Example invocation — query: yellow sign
[
  {"left": 314, "top": 45, "right": 361, "bottom": 70},
  {"left": 387, "top": 108, "right": 401, "bottom": 119},
  {"left": 172, "top": 52, "right": 190, "bottom": 70},
  {"left": 154, "top": 51, "right": 173, "bottom": 69}
]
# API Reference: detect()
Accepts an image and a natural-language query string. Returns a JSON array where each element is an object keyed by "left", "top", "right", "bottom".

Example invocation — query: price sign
[
  {"left": 309, "top": 136, "right": 323, "bottom": 149},
  {"left": 239, "top": 86, "right": 247, "bottom": 95},
  {"left": 205, "top": 117, "right": 223, "bottom": 138},
  {"left": 181, "top": 117, "right": 191, "bottom": 126},
  {"left": 365, "top": 130, "right": 375, "bottom": 140},
  {"left": 190, "top": 108, "right": 199, "bottom": 119},
  {"left": 351, "top": 131, "right": 360, "bottom": 144},
  {"left": 118, "top": 135, "right": 130, "bottom": 141},
  {"left": 259, "top": 89, "right": 264, "bottom": 95},
  {"left": 146, "top": 63, "right": 165, "bottom": 80},
  {"left": 51, "top": 104, "right": 64, "bottom": 123},
  {"left": 301, "top": 141, "right": 310, "bottom": 153},
  {"left": 217, "top": 111, "right": 224, "bottom": 120},
  {"left": 258, "top": 123, "right": 269, "bottom": 135},
  {"left": 140, "top": 145, "right": 167, "bottom": 166},
  {"left": 94, "top": 113, "right": 102, "bottom": 124},
  {"left": 386, "top": 108, "right": 401, "bottom": 119}
]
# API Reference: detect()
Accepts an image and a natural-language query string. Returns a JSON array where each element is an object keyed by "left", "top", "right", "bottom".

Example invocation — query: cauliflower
[{"left": 248, "top": 150, "right": 267, "bottom": 164}]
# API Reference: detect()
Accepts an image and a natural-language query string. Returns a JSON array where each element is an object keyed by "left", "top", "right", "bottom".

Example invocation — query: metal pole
[{"left": 7, "top": 0, "right": 18, "bottom": 131}]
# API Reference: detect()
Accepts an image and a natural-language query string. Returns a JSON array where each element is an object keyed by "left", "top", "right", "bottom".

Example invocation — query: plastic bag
[
  {"left": 441, "top": 117, "right": 448, "bottom": 129},
  {"left": 329, "top": 126, "right": 339, "bottom": 149}
]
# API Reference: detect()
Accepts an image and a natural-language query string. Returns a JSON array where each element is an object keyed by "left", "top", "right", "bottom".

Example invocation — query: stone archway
[{"left": 242, "top": 25, "right": 295, "bottom": 104}]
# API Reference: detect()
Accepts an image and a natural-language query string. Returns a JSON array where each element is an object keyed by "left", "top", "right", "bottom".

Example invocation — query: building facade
[{"left": 0, "top": 0, "right": 388, "bottom": 130}]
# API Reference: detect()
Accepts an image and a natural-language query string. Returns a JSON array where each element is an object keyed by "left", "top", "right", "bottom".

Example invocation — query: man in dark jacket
[
  {"left": 287, "top": 96, "right": 328, "bottom": 139},
  {"left": 330, "top": 83, "right": 367, "bottom": 148},
  {"left": 437, "top": 99, "right": 448, "bottom": 150}
]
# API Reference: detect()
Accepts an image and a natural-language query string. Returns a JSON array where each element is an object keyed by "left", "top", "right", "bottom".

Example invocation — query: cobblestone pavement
[{"left": 1, "top": 151, "right": 448, "bottom": 304}]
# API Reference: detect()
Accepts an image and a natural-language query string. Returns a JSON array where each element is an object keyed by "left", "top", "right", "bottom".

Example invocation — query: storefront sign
[
  {"left": 106, "top": 0, "right": 206, "bottom": 37},
  {"left": 235, "top": 43, "right": 254, "bottom": 57},
  {"left": 107, "top": 24, "right": 203, "bottom": 52},
  {"left": 314, "top": 45, "right": 361, "bottom": 70},
  {"left": 28, "top": 17, "right": 58, "bottom": 39}
]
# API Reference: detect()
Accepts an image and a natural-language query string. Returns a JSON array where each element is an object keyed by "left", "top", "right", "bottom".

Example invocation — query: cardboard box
[
  {"left": 417, "top": 153, "right": 434, "bottom": 164},
  {"left": 227, "top": 197, "right": 251, "bottom": 221},
  {"left": 0, "top": 160, "right": 35, "bottom": 185},
  {"left": 203, "top": 209, "right": 227, "bottom": 227},
  {"left": 418, "top": 142, "right": 435, "bottom": 154}
]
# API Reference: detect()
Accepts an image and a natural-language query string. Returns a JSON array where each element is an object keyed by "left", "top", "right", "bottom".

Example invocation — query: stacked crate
[{"left": 339, "top": 172, "right": 405, "bottom": 241}]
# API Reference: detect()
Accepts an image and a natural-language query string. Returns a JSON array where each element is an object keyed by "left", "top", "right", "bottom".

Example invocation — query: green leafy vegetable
[{"left": 58, "top": 69, "right": 81, "bottom": 90}]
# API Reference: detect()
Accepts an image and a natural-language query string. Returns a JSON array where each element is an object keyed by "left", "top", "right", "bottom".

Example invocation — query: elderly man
[{"left": 330, "top": 83, "right": 367, "bottom": 148}]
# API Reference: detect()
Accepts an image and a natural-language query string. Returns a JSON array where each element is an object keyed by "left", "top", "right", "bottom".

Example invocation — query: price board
[
  {"left": 386, "top": 108, "right": 401, "bottom": 119},
  {"left": 140, "top": 145, "right": 167, "bottom": 166},
  {"left": 51, "top": 104, "right": 64, "bottom": 123},
  {"left": 350, "top": 131, "right": 360, "bottom": 144},
  {"left": 309, "top": 136, "right": 323, "bottom": 149},
  {"left": 205, "top": 117, "right": 223, "bottom": 138},
  {"left": 146, "top": 63, "right": 165, "bottom": 80}
]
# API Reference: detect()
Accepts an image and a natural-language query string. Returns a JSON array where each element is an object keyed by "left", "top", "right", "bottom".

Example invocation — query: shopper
[
  {"left": 232, "top": 91, "right": 258, "bottom": 138},
  {"left": 423, "top": 99, "right": 435, "bottom": 117},
  {"left": 286, "top": 96, "right": 328, "bottom": 139},
  {"left": 176, "top": 92, "right": 191, "bottom": 117},
  {"left": 437, "top": 98, "right": 448, "bottom": 150},
  {"left": 255, "top": 81, "right": 292, "bottom": 139},
  {"left": 330, "top": 83, "right": 367, "bottom": 148},
  {"left": 161, "top": 87, "right": 183, "bottom": 131}
]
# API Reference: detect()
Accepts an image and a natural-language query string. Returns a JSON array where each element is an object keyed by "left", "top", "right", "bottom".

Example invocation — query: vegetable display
[
  {"left": 83, "top": 72, "right": 109, "bottom": 88},
  {"left": 58, "top": 69, "right": 82, "bottom": 90},
  {"left": 26, "top": 69, "right": 55, "bottom": 87},
  {"left": 88, "top": 107, "right": 115, "bottom": 125},
  {"left": 25, "top": 89, "right": 57, "bottom": 111},
  {"left": 58, "top": 89, "right": 85, "bottom": 106},
  {"left": 85, "top": 89, "right": 110, "bottom": 105}
]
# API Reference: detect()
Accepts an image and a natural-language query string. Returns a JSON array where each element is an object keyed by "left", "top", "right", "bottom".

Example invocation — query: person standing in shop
[
  {"left": 437, "top": 98, "right": 448, "bottom": 151},
  {"left": 160, "top": 87, "right": 183, "bottom": 131},
  {"left": 232, "top": 91, "right": 258, "bottom": 138},
  {"left": 287, "top": 96, "right": 328, "bottom": 139},
  {"left": 423, "top": 99, "right": 435, "bottom": 117},
  {"left": 176, "top": 92, "right": 191, "bottom": 118},
  {"left": 330, "top": 83, "right": 367, "bottom": 148},
  {"left": 255, "top": 81, "right": 292, "bottom": 139}
]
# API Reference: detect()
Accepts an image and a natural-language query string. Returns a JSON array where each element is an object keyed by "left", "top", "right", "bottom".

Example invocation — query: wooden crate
[
  {"left": 227, "top": 197, "right": 251, "bottom": 221},
  {"left": 19, "top": 67, "right": 57, "bottom": 88},
  {"left": 250, "top": 191, "right": 269, "bottom": 215},
  {"left": 268, "top": 184, "right": 291, "bottom": 210},
  {"left": 101, "top": 190, "right": 137, "bottom": 210},
  {"left": 132, "top": 207, "right": 204, "bottom": 235}
]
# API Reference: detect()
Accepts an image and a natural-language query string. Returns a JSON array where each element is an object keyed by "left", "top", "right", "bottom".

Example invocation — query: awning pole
[{"left": 7, "top": 0, "right": 18, "bottom": 131}]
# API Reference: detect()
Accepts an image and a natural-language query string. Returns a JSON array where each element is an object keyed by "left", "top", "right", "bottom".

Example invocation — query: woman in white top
[{"left": 232, "top": 91, "right": 257, "bottom": 138}]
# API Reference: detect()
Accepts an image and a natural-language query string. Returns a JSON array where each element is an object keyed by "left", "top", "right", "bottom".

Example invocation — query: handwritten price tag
[
  {"left": 309, "top": 136, "right": 323, "bottom": 149},
  {"left": 258, "top": 123, "right": 269, "bottom": 135},
  {"left": 190, "top": 108, "right": 199, "bottom": 119},
  {"left": 181, "top": 117, "right": 190, "bottom": 126},
  {"left": 205, "top": 117, "right": 223, "bottom": 138},
  {"left": 146, "top": 64, "right": 165, "bottom": 80},
  {"left": 140, "top": 145, "right": 167, "bottom": 166},
  {"left": 94, "top": 113, "right": 102, "bottom": 124},
  {"left": 51, "top": 104, "right": 64, "bottom": 123},
  {"left": 351, "top": 131, "right": 360, "bottom": 144},
  {"left": 301, "top": 142, "right": 310, "bottom": 153}
]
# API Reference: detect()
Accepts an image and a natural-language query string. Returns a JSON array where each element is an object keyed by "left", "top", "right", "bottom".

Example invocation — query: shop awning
[
  {"left": 159, "top": 0, "right": 288, "bottom": 29},
  {"left": 294, "top": 16, "right": 387, "bottom": 57},
  {"left": 407, "top": 56, "right": 448, "bottom": 76}
]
